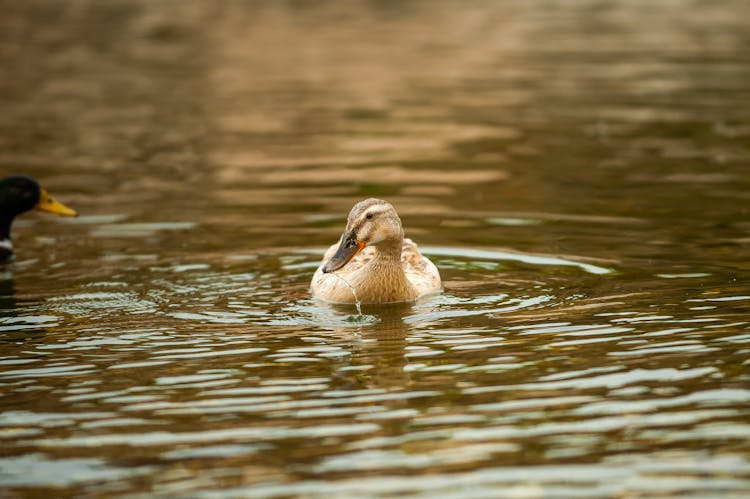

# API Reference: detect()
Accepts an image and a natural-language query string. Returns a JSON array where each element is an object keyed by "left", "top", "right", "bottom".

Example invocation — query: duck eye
[{"left": 365, "top": 212, "right": 373, "bottom": 220}]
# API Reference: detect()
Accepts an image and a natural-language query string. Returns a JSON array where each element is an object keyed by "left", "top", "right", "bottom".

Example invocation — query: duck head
[
  {"left": 322, "top": 198, "right": 404, "bottom": 273},
  {"left": 0, "top": 175, "right": 77, "bottom": 241}
]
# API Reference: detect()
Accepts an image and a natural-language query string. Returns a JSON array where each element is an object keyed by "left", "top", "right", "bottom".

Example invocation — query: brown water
[{"left": 1, "top": 1, "right": 749, "bottom": 497}]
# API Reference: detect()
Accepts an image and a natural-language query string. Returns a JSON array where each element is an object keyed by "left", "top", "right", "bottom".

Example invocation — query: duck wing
[{"left": 401, "top": 238, "right": 442, "bottom": 293}]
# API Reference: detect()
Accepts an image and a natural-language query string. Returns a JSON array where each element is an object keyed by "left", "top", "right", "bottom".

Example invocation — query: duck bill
[
  {"left": 322, "top": 234, "right": 365, "bottom": 273},
  {"left": 35, "top": 188, "right": 77, "bottom": 217}
]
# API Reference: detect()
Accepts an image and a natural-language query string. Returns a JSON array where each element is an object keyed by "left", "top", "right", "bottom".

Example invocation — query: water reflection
[
  {"left": 0, "top": 273, "right": 56, "bottom": 342},
  {"left": 0, "top": 274, "right": 15, "bottom": 318}
]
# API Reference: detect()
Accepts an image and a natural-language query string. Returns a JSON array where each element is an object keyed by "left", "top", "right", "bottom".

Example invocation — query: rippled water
[{"left": 1, "top": 1, "right": 749, "bottom": 497}]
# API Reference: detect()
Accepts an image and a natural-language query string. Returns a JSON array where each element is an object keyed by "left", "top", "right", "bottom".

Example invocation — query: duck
[
  {"left": 0, "top": 175, "right": 77, "bottom": 262},
  {"left": 310, "top": 198, "right": 441, "bottom": 304}
]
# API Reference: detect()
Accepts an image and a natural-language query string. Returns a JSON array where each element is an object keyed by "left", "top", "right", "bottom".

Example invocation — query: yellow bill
[{"left": 35, "top": 188, "right": 77, "bottom": 217}]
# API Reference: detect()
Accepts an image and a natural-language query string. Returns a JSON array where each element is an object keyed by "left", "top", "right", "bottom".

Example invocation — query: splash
[{"left": 330, "top": 272, "right": 362, "bottom": 315}]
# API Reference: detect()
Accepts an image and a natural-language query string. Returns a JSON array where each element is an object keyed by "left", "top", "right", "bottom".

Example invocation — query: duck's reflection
[
  {"left": 319, "top": 299, "right": 441, "bottom": 391},
  {"left": 0, "top": 269, "right": 48, "bottom": 342},
  {"left": 358, "top": 302, "right": 415, "bottom": 389},
  {"left": 0, "top": 270, "right": 16, "bottom": 315}
]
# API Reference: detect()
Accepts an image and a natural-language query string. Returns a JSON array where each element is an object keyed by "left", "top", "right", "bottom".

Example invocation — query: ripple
[
  {"left": 0, "top": 364, "right": 99, "bottom": 379},
  {"left": 0, "top": 454, "right": 155, "bottom": 487},
  {"left": 192, "top": 454, "right": 750, "bottom": 498},
  {"left": 314, "top": 444, "right": 518, "bottom": 473},
  {"left": 0, "top": 316, "right": 60, "bottom": 332},
  {"left": 46, "top": 290, "right": 158, "bottom": 316},
  {"left": 462, "top": 367, "right": 718, "bottom": 394},
  {"left": 162, "top": 443, "right": 272, "bottom": 460},
  {"left": 423, "top": 246, "right": 614, "bottom": 275},
  {"left": 452, "top": 409, "right": 736, "bottom": 440},
  {"left": 90, "top": 221, "right": 196, "bottom": 238},
  {"left": 28, "top": 423, "right": 380, "bottom": 447}
]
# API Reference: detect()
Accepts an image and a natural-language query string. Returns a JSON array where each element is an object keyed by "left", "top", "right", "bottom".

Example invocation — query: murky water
[{"left": 1, "top": 0, "right": 749, "bottom": 497}]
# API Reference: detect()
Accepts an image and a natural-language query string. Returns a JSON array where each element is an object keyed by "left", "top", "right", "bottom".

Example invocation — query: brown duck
[{"left": 311, "top": 198, "right": 441, "bottom": 304}]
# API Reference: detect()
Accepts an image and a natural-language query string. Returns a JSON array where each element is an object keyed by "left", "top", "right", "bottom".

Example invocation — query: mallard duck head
[
  {"left": 322, "top": 198, "right": 404, "bottom": 273},
  {"left": 0, "top": 175, "right": 77, "bottom": 242}
]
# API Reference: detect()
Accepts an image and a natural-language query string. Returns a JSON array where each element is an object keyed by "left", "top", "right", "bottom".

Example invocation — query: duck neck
[
  {"left": 344, "top": 235, "right": 416, "bottom": 303},
  {"left": 0, "top": 213, "right": 13, "bottom": 241},
  {"left": 0, "top": 216, "right": 12, "bottom": 261},
  {"left": 0, "top": 237, "right": 11, "bottom": 262},
  {"left": 373, "top": 236, "right": 403, "bottom": 266},
  {"left": 0, "top": 216, "right": 14, "bottom": 262},
  {"left": 367, "top": 237, "right": 412, "bottom": 288}
]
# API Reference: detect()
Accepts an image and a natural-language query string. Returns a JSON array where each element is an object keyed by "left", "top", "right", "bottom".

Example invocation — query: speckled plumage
[{"left": 310, "top": 199, "right": 441, "bottom": 304}]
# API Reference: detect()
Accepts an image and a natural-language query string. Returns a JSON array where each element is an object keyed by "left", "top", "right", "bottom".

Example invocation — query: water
[
  {"left": 328, "top": 271, "right": 364, "bottom": 315},
  {"left": 1, "top": 0, "right": 749, "bottom": 496}
]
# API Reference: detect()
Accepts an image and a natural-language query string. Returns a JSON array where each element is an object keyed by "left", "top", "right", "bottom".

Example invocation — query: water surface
[{"left": 1, "top": 1, "right": 749, "bottom": 497}]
